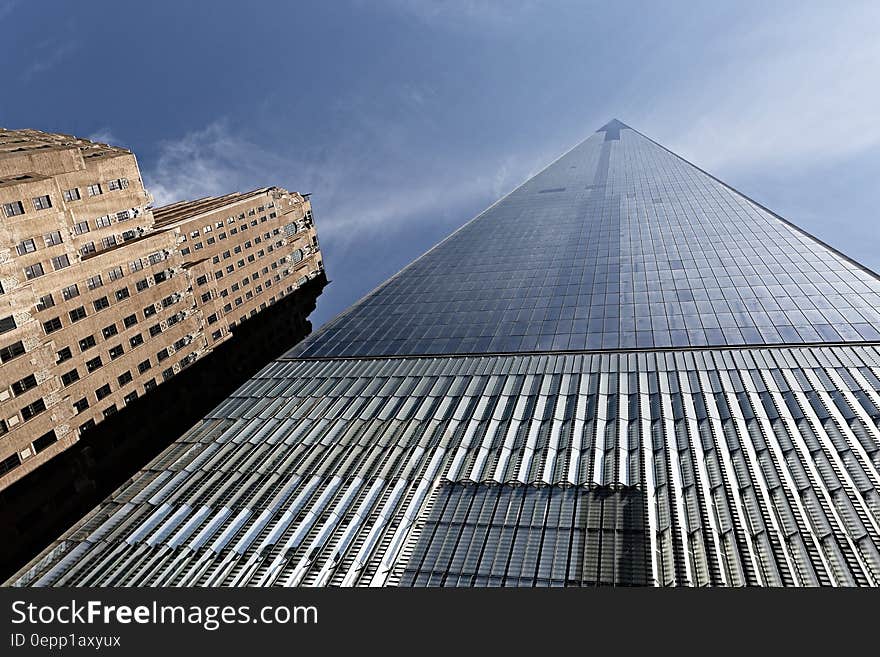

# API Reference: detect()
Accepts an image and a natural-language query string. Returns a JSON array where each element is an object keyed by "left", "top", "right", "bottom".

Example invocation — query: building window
[
  {"left": 33, "top": 430, "right": 58, "bottom": 454},
  {"left": 86, "top": 356, "right": 103, "bottom": 372},
  {"left": 129, "top": 259, "right": 143, "bottom": 273},
  {"left": 148, "top": 252, "right": 164, "bottom": 265},
  {"left": 173, "top": 338, "right": 186, "bottom": 350},
  {"left": 211, "top": 330, "right": 222, "bottom": 340},
  {"left": 180, "top": 247, "right": 190, "bottom": 256},
  {"left": 115, "top": 287, "right": 130, "bottom": 301},
  {"left": 16, "top": 239, "right": 37, "bottom": 256},
  {"left": 51, "top": 254, "right": 71, "bottom": 271},
  {"left": 79, "top": 335, "right": 96, "bottom": 352},
  {"left": 108, "top": 344, "right": 124, "bottom": 359},
  {"left": 80, "top": 241, "right": 96, "bottom": 256},
  {"left": 156, "top": 348, "right": 169, "bottom": 362},
  {"left": 56, "top": 346, "right": 72, "bottom": 363},
  {"left": 137, "top": 359, "right": 151, "bottom": 374},
  {"left": 68, "top": 306, "right": 87, "bottom": 322},
  {"left": 73, "top": 398, "right": 89, "bottom": 413},
  {"left": 149, "top": 324, "right": 162, "bottom": 337},
  {"left": 32, "top": 195, "right": 52, "bottom": 211},
  {"left": 61, "top": 369, "right": 80, "bottom": 386},
  {"left": 166, "top": 313, "right": 180, "bottom": 326},
  {"left": 207, "top": 313, "right": 218, "bottom": 324},
  {"left": 135, "top": 278, "right": 149, "bottom": 292},
  {"left": 196, "top": 275, "right": 208, "bottom": 286},
  {"left": 129, "top": 333, "right": 144, "bottom": 348},
  {"left": 44, "top": 231, "right": 63, "bottom": 247},
  {"left": 0, "top": 315, "right": 16, "bottom": 336},
  {"left": 162, "top": 368, "right": 174, "bottom": 381},
  {"left": 108, "top": 266, "right": 124, "bottom": 281},
  {"left": 161, "top": 295, "right": 175, "bottom": 308},
  {"left": 117, "top": 371, "right": 133, "bottom": 386},
  {"left": 79, "top": 419, "right": 96, "bottom": 435},
  {"left": 123, "top": 391, "right": 138, "bottom": 405},
  {"left": 0, "top": 453, "right": 20, "bottom": 475},
  {"left": 63, "top": 188, "right": 81, "bottom": 202},
  {"left": 116, "top": 210, "right": 130, "bottom": 222},
  {"left": 107, "top": 178, "right": 128, "bottom": 190},
  {"left": 74, "top": 220, "right": 90, "bottom": 235},
  {"left": 102, "top": 323, "right": 118, "bottom": 339},
  {"left": 122, "top": 230, "right": 137, "bottom": 241},
  {"left": 143, "top": 305, "right": 157, "bottom": 318},
  {"left": 95, "top": 384, "right": 111, "bottom": 401},
  {"left": 103, "top": 404, "right": 117, "bottom": 417},
  {"left": 20, "top": 398, "right": 47, "bottom": 421},
  {"left": 11, "top": 374, "right": 38, "bottom": 396},
  {"left": 0, "top": 340, "right": 26, "bottom": 363},
  {"left": 144, "top": 378, "right": 156, "bottom": 391},
  {"left": 87, "top": 274, "right": 103, "bottom": 290},
  {"left": 36, "top": 293, "right": 55, "bottom": 311},
  {"left": 4, "top": 201, "right": 25, "bottom": 217},
  {"left": 87, "top": 183, "right": 102, "bottom": 196},
  {"left": 95, "top": 214, "right": 112, "bottom": 228},
  {"left": 201, "top": 292, "right": 212, "bottom": 303},
  {"left": 101, "top": 236, "right": 117, "bottom": 249},
  {"left": 153, "top": 271, "right": 167, "bottom": 284},
  {"left": 93, "top": 296, "right": 110, "bottom": 312},
  {"left": 58, "top": 288, "right": 79, "bottom": 306},
  {"left": 43, "top": 317, "right": 63, "bottom": 334},
  {"left": 123, "top": 314, "right": 138, "bottom": 328}
]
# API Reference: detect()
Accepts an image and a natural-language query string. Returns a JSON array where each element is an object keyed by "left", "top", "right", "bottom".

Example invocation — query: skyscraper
[{"left": 10, "top": 120, "right": 880, "bottom": 587}]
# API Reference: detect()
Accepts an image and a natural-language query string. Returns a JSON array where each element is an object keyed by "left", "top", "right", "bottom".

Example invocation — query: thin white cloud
[
  {"left": 142, "top": 118, "right": 547, "bottom": 248},
  {"left": 374, "top": 0, "right": 539, "bottom": 31},
  {"left": 21, "top": 40, "right": 78, "bottom": 80},
  {"left": 651, "top": 4, "right": 880, "bottom": 173},
  {"left": 88, "top": 129, "right": 121, "bottom": 147}
]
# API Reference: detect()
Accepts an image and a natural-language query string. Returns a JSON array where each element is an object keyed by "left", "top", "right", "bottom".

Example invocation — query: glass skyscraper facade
[{"left": 9, "top": 121, "right": 880, "bottom": 587}]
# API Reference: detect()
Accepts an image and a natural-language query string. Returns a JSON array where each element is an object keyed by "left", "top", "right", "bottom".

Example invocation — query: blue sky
[{"left": 3, "top": 0, "right": 880, "bottom": 329}]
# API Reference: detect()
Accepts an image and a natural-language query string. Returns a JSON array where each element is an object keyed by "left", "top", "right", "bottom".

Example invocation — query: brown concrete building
[{"left": 0, "top": 128, "right": 323, "bottom": 489}]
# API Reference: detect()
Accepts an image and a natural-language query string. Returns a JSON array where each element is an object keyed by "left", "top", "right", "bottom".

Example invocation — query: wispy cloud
[
  {"left": 652, "top": 4, "right": 880, "bottom": 174},
  {"left": 0, "top": 0, "right": 20, "bottom": 20},
  {"left": 88, "top": 128, "right": 122, "bottom": 147},
  {"left": 375, "top": 0, "right": 539, "bottom": 31},
  {"left": 143, "top": 114, "right": 546, "bottom": 248},
  {"left": 21, "top": 40, "right": 78, "bottom": 80}
]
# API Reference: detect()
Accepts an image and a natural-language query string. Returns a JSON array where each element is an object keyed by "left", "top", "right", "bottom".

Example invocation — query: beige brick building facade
[{"left": 0, "top": 129, "right": 323, "bottom": 488}]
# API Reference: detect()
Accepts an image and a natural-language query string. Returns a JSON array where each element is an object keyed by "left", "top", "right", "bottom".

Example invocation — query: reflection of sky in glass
[{"left": 291, "top": 121, "right": 880, "bottom": 358}]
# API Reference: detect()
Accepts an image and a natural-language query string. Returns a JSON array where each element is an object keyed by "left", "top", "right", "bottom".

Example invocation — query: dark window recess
[
  {"left": 93, "top": 297, "right": 110, "bottom": 311},
  {"left": 73, "top": 397, "right": 89, "bottom": 413},
  {"left": 79, "top": 419, "right": 96, "bottom": 435},
  {"left": 11, "top": 374, "right": 37, "bottom": 396},
  {"left": 61, "top": 369, "right": 80, "bottom": 386},
  {"left": 86, "top": 356, "right": 103, "bottom": 372},
  {"left": 32, "top": 430, "right": 58, "bottom": 453},
  {"left": 0, "top": 315, "right": 17, "bottom": 334},
  {"left": 129, "top": 333, "right": 144, "bottom": 348},
  {"left": 79, "top": 336, "right": 96, "bottom": 352},
  {"left": 109, "top": 345, "right": 124, "bottom": 359},
  {"left": 69, "top": 306, "right": 87, "bottom": 322},
  {"left": 123, "top": 314, "right": 138, "bottom": 328},
  {"left": 0, "top": 453, "right": 21, "bottom": 476},
  {"left": 95, "top": 384, "right": 112, "bottom": 401},
  {"left": 123, "top": 391, "right": 138, "bottom": 405},
  {"left": 56, "top": 346, "right": 72, "bottom": 363},
  {"left": 0, "top": 340, "right": 25, "bottom": 363},
  {"left": 44, "top": 317, "right": 63, "bottom": 334},
  {"left": 20, "top": 398, "right": 47, "bottom": 421}
]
